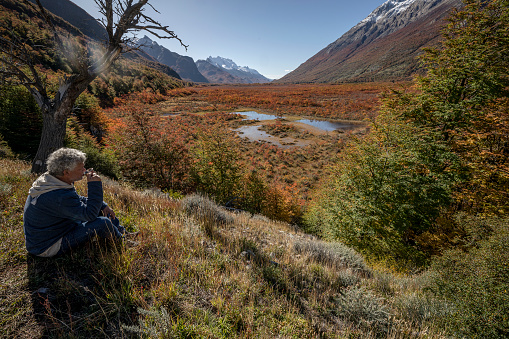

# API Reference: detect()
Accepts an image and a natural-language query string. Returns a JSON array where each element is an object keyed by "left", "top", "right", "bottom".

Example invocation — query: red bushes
[{"left": 195, "top": 83, "right": 387, "bottom": 120}]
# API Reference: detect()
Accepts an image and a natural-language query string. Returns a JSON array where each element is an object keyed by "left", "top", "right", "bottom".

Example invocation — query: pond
[
  {"left": 234, "top": 111, "right": 358, "bottom": 132},
  {"left": 235, "top": 125, "right": 311, "bottom": 148},
  {"left": 232, "top": 111, "right": 364, "bottom": 148}
]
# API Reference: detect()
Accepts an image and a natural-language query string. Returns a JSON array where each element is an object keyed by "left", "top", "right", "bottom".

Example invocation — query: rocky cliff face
[
  {"left": 277, "top": 0, "right": 463, "bottom": 83},
  {"left": 137, "top": 36, "right": 209, "bottom": 83}
]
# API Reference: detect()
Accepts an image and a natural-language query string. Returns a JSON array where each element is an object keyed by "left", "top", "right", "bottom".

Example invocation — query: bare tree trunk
[{"left": 31, "top": 109, "right": 67, "bottom": 173}]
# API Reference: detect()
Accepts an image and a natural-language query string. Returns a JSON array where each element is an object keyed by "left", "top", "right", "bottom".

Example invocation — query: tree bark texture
[{"left": 31, "top": 109, "right": 67, "bottom": 173}]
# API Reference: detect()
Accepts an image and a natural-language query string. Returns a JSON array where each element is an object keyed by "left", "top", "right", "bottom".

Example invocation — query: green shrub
[
  {"left": 304, "top": 111, "right": 457, "bottom": 265},
  {"left": 0, "top": 134, "right": 14, "bottom": 159},
  {"left": 0, "top": 84, "right": 42, "bottom": 157},
  {"left": 191, "top": 128, "right": 242, "bottom": 204},
  {"left": 429, "top": 216, "right": 509, "bottom": 338}
]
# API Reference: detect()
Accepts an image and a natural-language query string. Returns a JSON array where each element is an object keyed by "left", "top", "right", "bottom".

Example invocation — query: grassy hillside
[{"left": 1, "top": 158, "right": 454, "bottom": 338}]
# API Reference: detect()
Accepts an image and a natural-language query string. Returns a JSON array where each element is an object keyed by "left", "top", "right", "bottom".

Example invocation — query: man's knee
[{"left": 87, "top": 217, "right": 118, "bottom": 238}]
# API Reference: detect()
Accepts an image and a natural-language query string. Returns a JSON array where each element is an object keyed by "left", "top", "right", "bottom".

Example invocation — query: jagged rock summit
[
  {"left": 277, "top": 0, "right": 463, "bottom": 83},
  {"left": 195, "top": 59, "right": 246, "bottom": 84},
  {"left": 200, "top": 56, "right": 272, "bottom": 84}
]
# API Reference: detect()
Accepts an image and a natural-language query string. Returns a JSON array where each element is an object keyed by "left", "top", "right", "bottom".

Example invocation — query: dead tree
[{"left": 0, "top": 0, "right": 186, "bottom": 173}]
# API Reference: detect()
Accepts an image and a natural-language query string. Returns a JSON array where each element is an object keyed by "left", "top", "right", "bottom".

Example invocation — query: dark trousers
[{"left": 58, "top": 217, "right": 125, "bottom": 254}]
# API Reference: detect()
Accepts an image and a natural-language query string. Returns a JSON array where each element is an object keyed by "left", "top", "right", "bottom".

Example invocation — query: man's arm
[
  {"left": 102, "top": 205, "right": 116, "bottom": 219},
  {"left": 58, "top": 182, "right": 104, "bottom": 222},
  {"left": 86, "top": 169, "right": 116, "bottom": 220},
  {"left": 58, "top": 169, "right": 105, "bottom": 222}
]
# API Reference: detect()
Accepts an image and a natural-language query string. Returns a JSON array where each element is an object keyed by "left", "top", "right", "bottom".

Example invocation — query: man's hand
[
  {"left": 86, "top": 168, "right": 101, "bottom": 182},
  {"left": 102, "top": 205, "right": 116, "bottom": 220}
]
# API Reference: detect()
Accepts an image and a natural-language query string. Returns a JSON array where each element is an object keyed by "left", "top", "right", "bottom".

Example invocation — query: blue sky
[{"left": 70, "top": 0, "right": 386, "bottom": 79}]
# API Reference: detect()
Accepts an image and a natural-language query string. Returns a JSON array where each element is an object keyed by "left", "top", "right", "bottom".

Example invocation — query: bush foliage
[
  {"left": 305, "top": 108, "right": 457, "bottom": 263},
  {"left": 0, "top": 84, "right": 42, "bottom": 157},
  {"left": 305, "top": 0, "right": 509, "bottom": 265},
  {"left": 430, "top": 216, "right": 509, "bottom": 338}
]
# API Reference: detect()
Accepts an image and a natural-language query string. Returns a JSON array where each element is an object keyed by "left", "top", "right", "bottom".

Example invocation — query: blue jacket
[{"left": 23, "top": 181, "right": 106, "bottom": 255}]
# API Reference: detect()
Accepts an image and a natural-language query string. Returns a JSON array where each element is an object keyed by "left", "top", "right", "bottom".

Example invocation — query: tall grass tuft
[
  {"left": 293, "top": 239, "right": 371, "bottom": 275},
  {"left": 181, "top": 194, "right": 233, "bottom": 237},
  {"left": 122, "top": 306, "right": 197, "bottom": 338},
  {"left": 394, "top": 292, "right": 451, "bottom": 327},
  {"left": 335, "top": 286, "right": 391, "bottom": 336}
]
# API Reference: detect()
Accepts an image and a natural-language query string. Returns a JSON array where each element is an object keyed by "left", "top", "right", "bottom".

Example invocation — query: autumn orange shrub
[
  {"left": 261, "top": 182, "right": 303, "bottom": 224},
  {"left": 452, "top": 98, "right": 509, "bottom": 215},
  {"left": 106, "top": 101, "right": 195, "bottom": 192},
  {"left": 173, "top": 83, "right": 388, "bottom": 120}
]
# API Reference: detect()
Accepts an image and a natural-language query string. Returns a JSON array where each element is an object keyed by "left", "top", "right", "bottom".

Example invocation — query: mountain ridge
[
  {"left": 277, "top": 0, "right": 463, "bottom": 83},
  {"left": 23, "top": 0, "right": 182, "bottom": 80},
  {"left": 27, "top": 0, "right": 107, "bottom": 41},
  {"left": 137, "top": 36, "right": 209, "bottom": 83}
]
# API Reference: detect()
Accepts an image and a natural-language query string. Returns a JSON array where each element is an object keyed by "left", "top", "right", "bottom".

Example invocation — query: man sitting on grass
[{"left": 23, "top": 147, "right": 136, "bottom": 257}]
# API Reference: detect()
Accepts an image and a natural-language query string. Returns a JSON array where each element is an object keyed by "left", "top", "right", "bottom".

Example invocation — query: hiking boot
[
  {"left": 123, "top": 231, "right": 140, "bottom": 240},
  {"left": 125, "top": 239, "right": 140, "bottom": 248}
]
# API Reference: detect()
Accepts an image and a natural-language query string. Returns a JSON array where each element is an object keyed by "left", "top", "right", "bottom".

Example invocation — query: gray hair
[{"left": 46, "top": 148, "right": 86, "bottom": 176}]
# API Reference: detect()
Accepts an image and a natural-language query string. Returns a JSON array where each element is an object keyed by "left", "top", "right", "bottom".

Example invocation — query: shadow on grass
[{"left": 26, "top": 241, "right": 135, "bottom": 338}]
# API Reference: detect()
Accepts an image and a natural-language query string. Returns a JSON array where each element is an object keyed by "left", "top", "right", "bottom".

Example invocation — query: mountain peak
[
  {"left": 137, "top": 36, "right": 208, "bottom": 83},
  {"left": 201, "top": 56, "right": 271, "bottom": 84},
  {"left": 206, "top": 56, "right": 262, "bottom": 76},
  {"left": 360, "top": 0, "right": 417, "bottom": 25}
]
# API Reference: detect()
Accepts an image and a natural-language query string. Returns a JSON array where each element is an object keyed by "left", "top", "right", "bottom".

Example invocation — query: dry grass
[{"left": 0, "top": 158, "right": 450, "bottom": 338}]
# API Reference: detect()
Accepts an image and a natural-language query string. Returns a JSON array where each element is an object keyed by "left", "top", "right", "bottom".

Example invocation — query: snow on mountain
[
  {"left": 360, "top": 0, "right": 417, "bottom": 25},
  {"left": 202, "top": 56, "right": 271, "bottom": 83},
  {"left": 207, "top": 56, "right": 262, "bottom": 76}
]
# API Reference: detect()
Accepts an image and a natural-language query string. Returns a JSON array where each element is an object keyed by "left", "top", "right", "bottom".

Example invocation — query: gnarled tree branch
[{"left": 1, "top": 0, "right": 187, "bottom": 173}]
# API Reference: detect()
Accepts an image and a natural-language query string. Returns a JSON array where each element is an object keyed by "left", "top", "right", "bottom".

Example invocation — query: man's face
[{"left": 66, "top": 162, "right": 86, "bottom": 183}]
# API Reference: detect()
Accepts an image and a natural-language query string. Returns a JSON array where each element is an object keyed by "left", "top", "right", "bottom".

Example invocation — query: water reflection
[
  {"left": 295, "top": 119, "right": 356, "bottom": 131},
  {"left": 236, "top": 111, "right": 278, "bottom": 121},
  {"left": 234, "top": 111, "right": 357, "bottom": 131},
  {"left": 235, "top": 125, "right": 310, "bottom": 148}
]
